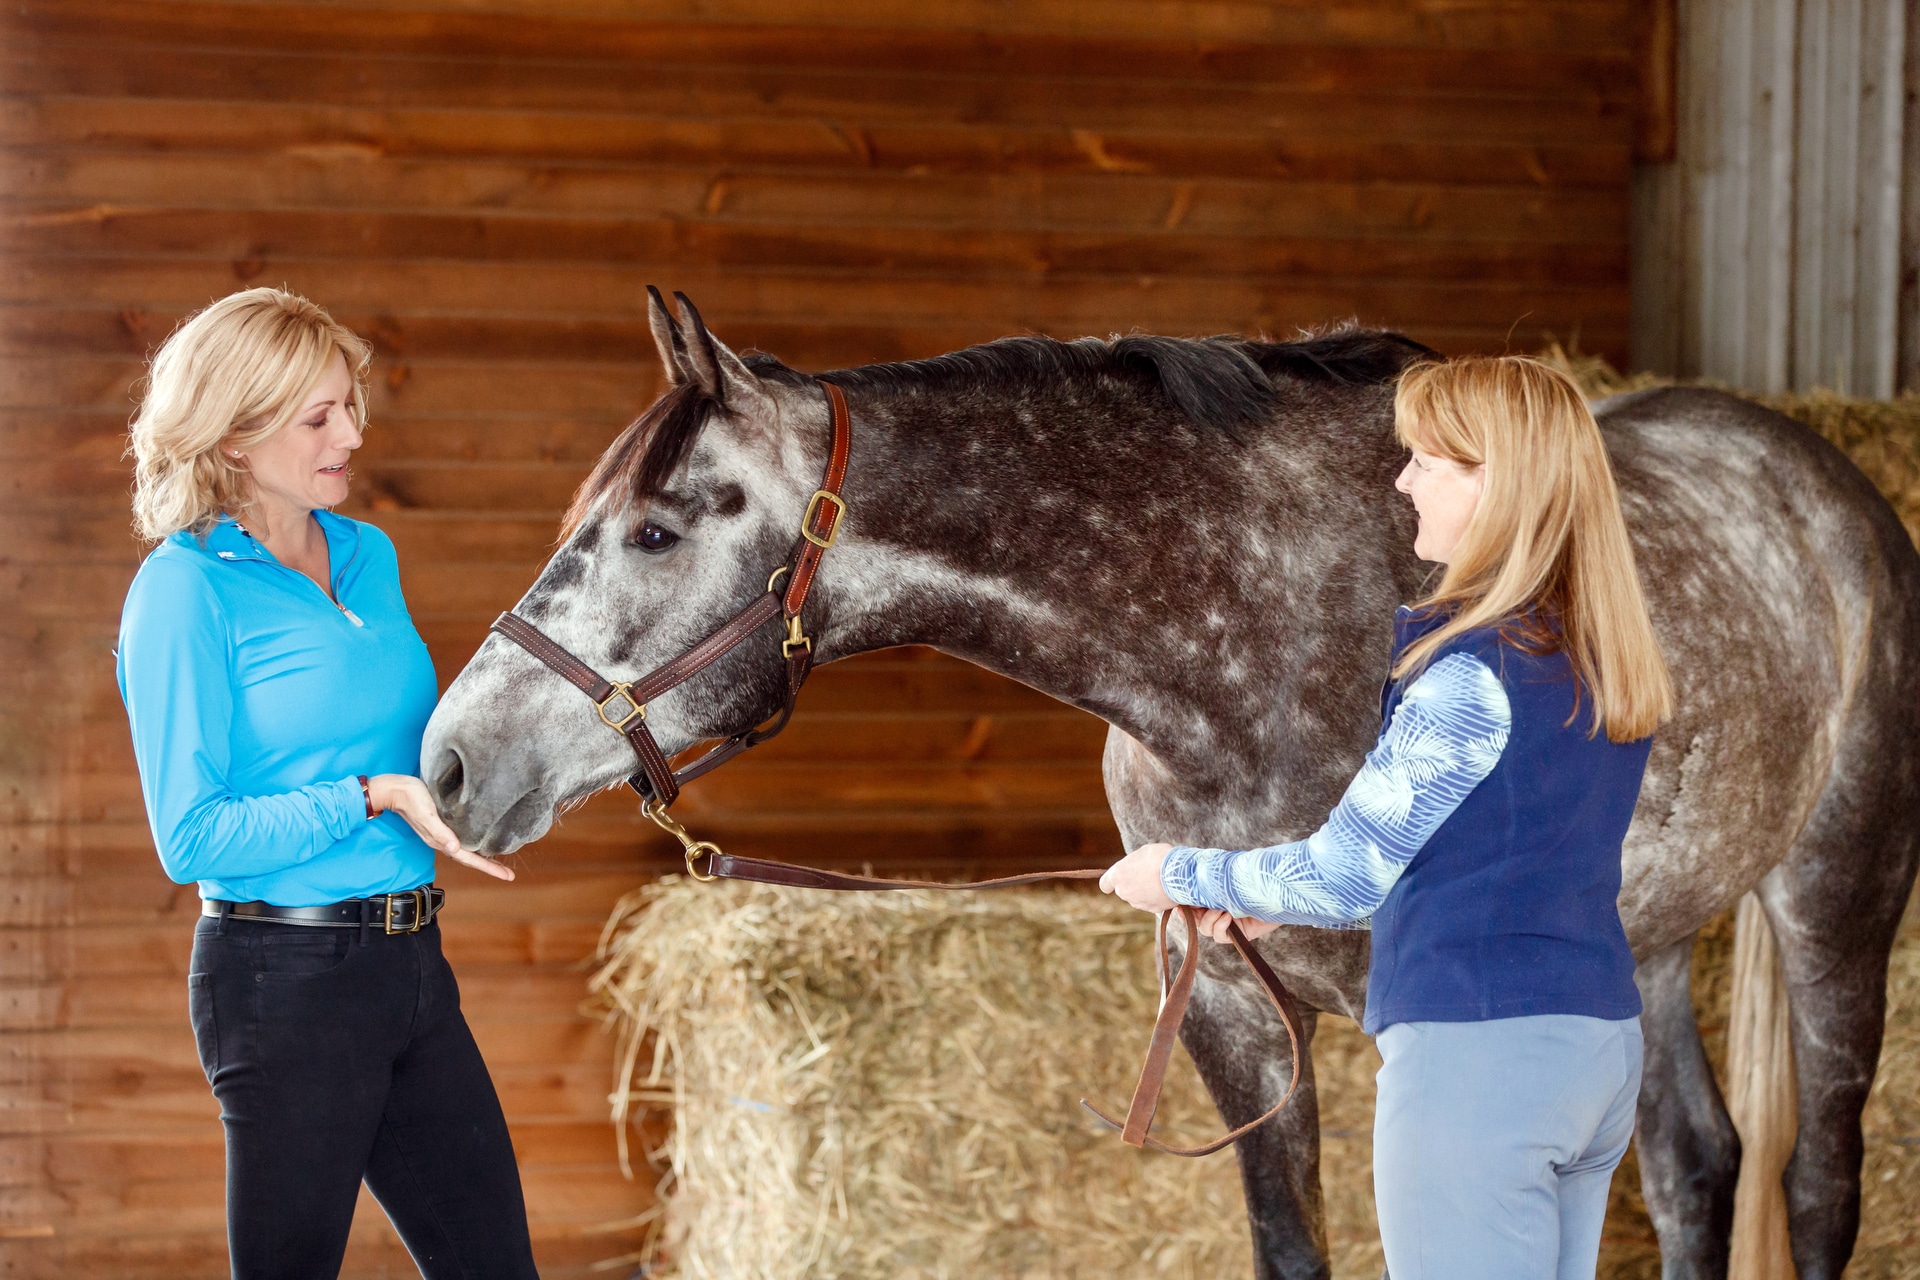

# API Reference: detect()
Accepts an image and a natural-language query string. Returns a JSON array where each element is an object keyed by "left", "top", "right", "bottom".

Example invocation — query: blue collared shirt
[{"left": 115, "top": 511, "right": 439, "bottom": 906}]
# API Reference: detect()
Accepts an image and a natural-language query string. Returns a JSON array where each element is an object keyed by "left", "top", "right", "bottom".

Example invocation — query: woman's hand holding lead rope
[
  {"left": 1100, "top": 842, "right": 1282, "bottom": 945},
  {"left": 1099, "top": 841, "right": 1178, "bottom": 912},
  {"left": 1195, "top": 910, "right": 1281, "bottom": 945}
]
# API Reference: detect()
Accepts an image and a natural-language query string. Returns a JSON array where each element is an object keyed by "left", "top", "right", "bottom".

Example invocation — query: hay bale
[
  {"left": 590, "top": 880, "right": 1262, "bottom": 1278},
  {"left": 589, "top": 881, "right": 1920, "bottom": 1280},
  {"left": 1304, "top": 1015, "right": 1388, "bottom": 1277}
]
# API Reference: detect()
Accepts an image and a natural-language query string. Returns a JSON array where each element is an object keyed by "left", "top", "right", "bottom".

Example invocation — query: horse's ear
[
  {"left": 672, "top": 292, "right": 763, "bottom": 410},
  {"left": 646, "top": 285, "right": 690, "bottom": 387}
]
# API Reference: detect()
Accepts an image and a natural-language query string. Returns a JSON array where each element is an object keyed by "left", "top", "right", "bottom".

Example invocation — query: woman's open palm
[{"left": 369, "top": 774, "right": 515, "bottom": 881}]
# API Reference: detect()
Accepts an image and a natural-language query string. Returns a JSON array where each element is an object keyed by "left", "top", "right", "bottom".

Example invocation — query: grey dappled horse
[{"left": 421, "top": 293, "right": 1920, "bottom": 1280}]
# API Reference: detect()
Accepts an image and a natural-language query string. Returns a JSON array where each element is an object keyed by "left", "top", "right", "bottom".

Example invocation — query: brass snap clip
[
  {"left": 643, "top": 799, "right": 723, "bottom": 882},
  {"left": 782, "top": 614, "right": 811, "bottom": 658}
]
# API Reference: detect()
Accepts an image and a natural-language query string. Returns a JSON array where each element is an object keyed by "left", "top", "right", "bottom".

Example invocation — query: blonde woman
[
  {"left": 1102, "top": 355, "right": 1672, "bottom": 1280},
  {"left": 116, "top": 288, "right": 536, "bottom": 1279}
]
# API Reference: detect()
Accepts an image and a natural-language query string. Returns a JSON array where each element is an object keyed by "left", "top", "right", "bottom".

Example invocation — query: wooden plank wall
[{"left": 0, "top": 2, "right": 1643, "bottom": 1274}]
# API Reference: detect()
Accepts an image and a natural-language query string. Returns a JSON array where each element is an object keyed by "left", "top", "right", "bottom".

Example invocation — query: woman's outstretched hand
[
  {"left": 1099, "top": 842, "right": 1177, "bottom": 913},
  {"left": 367, "top": 774, "right": 515, "bottom": 882}
]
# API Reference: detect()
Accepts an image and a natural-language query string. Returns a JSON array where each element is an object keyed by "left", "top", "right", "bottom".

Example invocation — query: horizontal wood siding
[{"left": 0, "top": 2, "right": 1641, "bottom": 1274}]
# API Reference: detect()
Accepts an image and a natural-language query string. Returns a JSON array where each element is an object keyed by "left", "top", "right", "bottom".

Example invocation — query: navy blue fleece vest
[{"left": 1361, "top": 608, "right": 1649, "bottom": 1034}]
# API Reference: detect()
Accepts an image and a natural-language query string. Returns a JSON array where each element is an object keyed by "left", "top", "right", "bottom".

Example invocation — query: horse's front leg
[{"left": 1180, "top": 970, "right": 1331, "bottom": 1280}]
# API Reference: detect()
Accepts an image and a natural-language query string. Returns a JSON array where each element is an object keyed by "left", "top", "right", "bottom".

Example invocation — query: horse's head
[{"left": 422, "top": 289, "right": 835, "bottom": 854}]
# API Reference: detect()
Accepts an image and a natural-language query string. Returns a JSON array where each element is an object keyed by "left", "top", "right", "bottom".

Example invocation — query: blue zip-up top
[
  {"left": 115, "top": 511, "right": 440, "bottom": 906},
  {"left": 1162, "top": 605, "right": 1649, "bottom": 1034}
]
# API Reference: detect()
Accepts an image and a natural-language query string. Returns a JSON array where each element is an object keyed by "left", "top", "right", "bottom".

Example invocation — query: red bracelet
[{"left": 358, "top": 775, "right": 378, "bottom": 820}]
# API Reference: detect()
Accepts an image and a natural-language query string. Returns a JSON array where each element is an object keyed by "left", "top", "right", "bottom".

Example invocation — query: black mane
[
  {"left": 1247, "top": 326, "right": 1437, "bottom": 388},
  {"left": 790, "top": 324, "right": 1433, "bottom": 437},
  {"left": 568, "top": 324, "right": 1433, "bottom": 525}
]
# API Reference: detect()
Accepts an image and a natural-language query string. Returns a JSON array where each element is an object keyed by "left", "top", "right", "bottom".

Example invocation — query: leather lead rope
[
  {"left": 1089, "top": 910, "right": 1303, "bottom": 1157},
  {"left": 489, "top": 377, "right": 1306, "bottom": 1156},
  {"left": 697, "top": 854, "right": 1306, "bottom": 1157}
]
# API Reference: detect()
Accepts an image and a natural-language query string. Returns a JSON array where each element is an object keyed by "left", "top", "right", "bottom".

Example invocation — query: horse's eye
[{"left": 633, "top": 521, "right": 680, "bottom": 553}]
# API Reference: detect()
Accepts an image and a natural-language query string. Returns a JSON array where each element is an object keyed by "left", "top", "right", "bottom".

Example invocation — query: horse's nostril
[{"left": 434, "top": 747, "right": 466, "bottom": 806}]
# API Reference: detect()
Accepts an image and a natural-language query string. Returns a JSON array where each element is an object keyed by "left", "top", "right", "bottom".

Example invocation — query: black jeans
[{"left": 189, "top": 911, "right": 538, "bottom": 1279}]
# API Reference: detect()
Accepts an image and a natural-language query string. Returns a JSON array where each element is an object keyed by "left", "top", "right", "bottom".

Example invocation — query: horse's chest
[
  {"left": 1098, "top": 720, "right": 1340, "bottom": 854},
  {"left": 1099, "top": 728, "right": 1181, "bottom": 847}
]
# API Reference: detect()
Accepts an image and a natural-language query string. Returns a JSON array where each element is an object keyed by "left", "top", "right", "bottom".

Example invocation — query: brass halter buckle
[
  {"left": 801, "top": 490, "right": 846, "bottom": 549},
  {"left": 643, "top": 799, "right": 722, "bottom": 881},
  {"left": 596, "top": 682, "right": 647, "bottom": 732}
]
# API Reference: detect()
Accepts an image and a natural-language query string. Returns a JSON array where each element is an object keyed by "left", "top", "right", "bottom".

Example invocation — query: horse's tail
[{"left": 1725, "top": 890, "right": 1798, "bottom": 1279}]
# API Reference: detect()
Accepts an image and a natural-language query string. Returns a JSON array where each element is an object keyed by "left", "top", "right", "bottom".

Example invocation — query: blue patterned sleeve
[{"left": 1159, "top": 652, "right": 1511, "bottom": 929}]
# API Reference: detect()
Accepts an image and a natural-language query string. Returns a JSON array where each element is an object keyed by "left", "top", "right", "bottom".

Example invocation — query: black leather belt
[{"left": 201, "top": 886, "right": 444, "bottom": 934}]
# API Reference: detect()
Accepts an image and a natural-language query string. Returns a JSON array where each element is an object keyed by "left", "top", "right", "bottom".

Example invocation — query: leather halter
[
  {"left": 489, "top": 377, "right": 1305, "bottom": 1157},
  {"left": 491, "top": 380, "right": 852, "bottom": 823}
]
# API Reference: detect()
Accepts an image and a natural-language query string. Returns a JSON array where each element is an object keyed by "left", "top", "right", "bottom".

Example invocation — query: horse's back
[
  {"left": 1590, "top": 386, "right": 1920, "bottom": 950},
  {"left": 1600, "top": 384, "right": 1908, "bottom": 533},
  {"left": 1595, "top": 385, "right": 1920, "bottom": 660}
]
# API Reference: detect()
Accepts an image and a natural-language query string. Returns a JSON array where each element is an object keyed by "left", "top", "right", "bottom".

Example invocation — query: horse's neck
[{"left": 815, "top": 382, "right": 1421, "bottom": 846}]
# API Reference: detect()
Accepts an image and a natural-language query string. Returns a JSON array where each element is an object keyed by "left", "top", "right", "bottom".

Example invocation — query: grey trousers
[{"left": 1373, "top": 1013, "right": 1644, "bottom": 1280}]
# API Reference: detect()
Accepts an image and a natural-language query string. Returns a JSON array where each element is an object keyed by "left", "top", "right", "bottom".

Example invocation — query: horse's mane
[{"left": 563, "top": 325, "right": 1434, "bottom": 534}]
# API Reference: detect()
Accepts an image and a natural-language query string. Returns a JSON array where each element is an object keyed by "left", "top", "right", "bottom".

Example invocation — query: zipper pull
[{"left": 340, "top": 605, "right": 364, "bottom": 628}]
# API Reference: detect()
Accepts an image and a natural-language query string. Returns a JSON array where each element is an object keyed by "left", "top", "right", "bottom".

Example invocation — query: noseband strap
[
  {"left": 487, "top": 377, "right": 1306, "bottom": 1158},
  {"left": 490, "top": 381, "right": 851, "bottom": 810}
]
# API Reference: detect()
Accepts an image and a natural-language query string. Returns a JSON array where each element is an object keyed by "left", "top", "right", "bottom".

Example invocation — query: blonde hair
[
  {"left": 128, "top": 288, "right": 371, "bottom": 540},
  {"left": 1393, "top": 355, "right": 1673, "bottom": 742}
]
